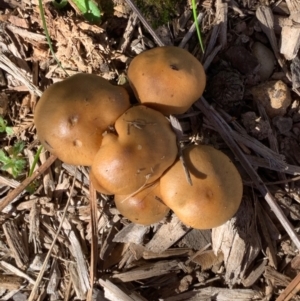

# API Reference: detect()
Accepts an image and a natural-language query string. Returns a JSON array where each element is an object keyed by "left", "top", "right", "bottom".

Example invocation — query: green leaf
[
  {"left": 0, "top": 117, "right": 7, "bottom": 133},
  {"left": 5, "top": 126, "right": 14, "bottom": 136},
  {"left": 0, "top": 150, "right": 10, "bottom": 164},
  {"left": 70, "top": 0, "right": 101, "bottom": 23},
  {"left": 1, "top": 161, "right": 14, "bottom": 171},
  {"left": 12, "top": 158, "right": 26, "bottom": 177},
  {"left": 11, "top": 141, "right": 25, "bottom": 157},
  {"left": 53, "top": 0, "right": 69, "bottom": 9},
  {"left": 191, "top": 0, "right": 204, "bottom": 53}
]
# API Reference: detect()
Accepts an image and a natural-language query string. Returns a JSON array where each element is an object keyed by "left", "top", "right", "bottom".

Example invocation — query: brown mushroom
[
  {"left": 34, "top": 73, "right": 131, "bottom": 165},
  {"left": 114, "top": 181, "right": 169, "bottom": 225},
  {"left": 89, "top": 169, "right": 113, "bottom": 195},
  {"left": 91, "top": 105, "right": 178, "bottom": 195},
  {"left": 127, "top": 46, "right": 206, "bottom": 115},
  {"left": 160, "top": 145, "right": 243, "bottom": 229}
]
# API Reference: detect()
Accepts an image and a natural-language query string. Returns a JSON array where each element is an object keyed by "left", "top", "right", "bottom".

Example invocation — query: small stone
[
  {"left": 251, "top": 80, "right": 292, "bottom": 118},
  {"left": 272, "top": 116, "right": 293, "bottom": 134},
  {"left": 225, "top": 45, "right": 260, "bottom": 75},
  {"left": 252, "top": 42, "right": 275, "bottom": 82},
  {"left": 241, "top": 111, "right": 269, "bottom": 140}
]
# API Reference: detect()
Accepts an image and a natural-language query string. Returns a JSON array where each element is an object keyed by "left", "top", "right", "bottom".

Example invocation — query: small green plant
[
  {"left": 191, "top": 0, "right": 204, "bottom": 53},
  {"left": 52, "top": 0, "right": 101, "bottom": 23},
  {"left": 0, "top": 141, "right": 26, "bottom": 178},
  {"left": 0, "top": 117, "right": 14, "bottom": 136}
]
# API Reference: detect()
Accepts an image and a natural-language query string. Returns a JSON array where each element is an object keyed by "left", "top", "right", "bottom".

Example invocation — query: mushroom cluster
[{"left": 34, "top": 46, "right": 243, "bottom": 229}]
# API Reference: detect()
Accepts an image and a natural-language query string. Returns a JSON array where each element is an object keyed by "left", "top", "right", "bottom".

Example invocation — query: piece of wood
[
  {"left": 212, "top": 196, "right": 261, "bottom": 286},
  {"left": 0, "top": 260, "right": 35, "bottom": 284},
  {"left": 145, "top": 215, "right": 189, "bottom": 253},
  {"left": 100, "top": 279, "right": 148, "bottom": 301},
  {"left": 61, "top": 218, "right": 90, "bottom": 294},
  {"left": 264, "top": 266, "right": 291, "bottom": 287},
  {"left": 113, "top": 223, "right": 149, "bottom": 245},
  {"left": 112, "top": 260, "right": 181, "bottom": 282},
  {"left": 143, "top": 248, "right": 192, "bottom": 260},
  {"left": 2, "top": 220, "right": 29, "bottom": 268},
  {"left": 0, "top": 274, "right": 23, "bottom": 290},
  {"left": 180, "top": 229, "right": 211, "bottom": 250},
  {"left": 161, "top": 286, "right": 262, "bottom": 301},
  {"left": 242, "top": 259, "right": 268, "bottom": 288},
  {"left": 276, "top": 270, "right": 300, "bottom": 301}
]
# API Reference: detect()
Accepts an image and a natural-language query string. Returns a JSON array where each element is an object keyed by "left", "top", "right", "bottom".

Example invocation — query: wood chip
[
  {"left": 0, "top": 273, "right": 23, "bottom": 290},
  {"left": 145, "top": 215, "right": 189, "bottom": 253},
  {"left": 99, "top": 278, "right": 148, "bottom": 301},
  {"left": 264, "top": 266, "right": 291, "bottom": 287},
  {"left": 212, "top": 197, "right": 261, "bottom": 286},
  {"left": 113, "top": 223, "right": 149, "bottom": 245},
  {"left": 61, "top": 217, "right": 90, "bottom": 294},
  {"left": 112, "top": 259, "right": 181, "bottom": 282},
  {"left": 2, "top": 220, "right": 29, "bottom": 269},
  {"left": 0, "top": 261, "right": 35, "bottom": 284},
  {"left": 276, "top": 269, "right": 300, "bottom": 301},
  {"left": 161, "top": 286, "right": 262, "bottom": 301}
]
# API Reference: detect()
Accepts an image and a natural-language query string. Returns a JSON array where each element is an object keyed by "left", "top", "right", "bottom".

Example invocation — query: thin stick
[
  {"left": 124, "top": 0, "right": 164, "bottom": 47},
  {"left": 87, "top": 178, "right": 98, "bottom": 301},
  {"left": 0, "top": 154, "right": 57, "bottom": 212},
  {"left": 27, "top": 169, "right": 77, "bottom": 301}
]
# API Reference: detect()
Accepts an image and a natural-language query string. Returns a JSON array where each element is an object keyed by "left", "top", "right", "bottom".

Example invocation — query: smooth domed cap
[
  {"left": 114, "top": 181, "right": 169, "bottom": 225},
  {"left": 91, "top": 105, "right": 178, "bottom": 195},
  {"left": 160, "top": 145, "right": 243, "bottom": 229},
  {"left": 34, "top": 73, "right": 131, "bottom": 166},
  {"left": 127, "top": 46, "right": 206, "bottom": 115}
]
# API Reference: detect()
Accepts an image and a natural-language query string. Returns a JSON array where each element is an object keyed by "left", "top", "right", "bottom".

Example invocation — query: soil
[{"left": 1, "top": 0, "right": 300, "bottom": 300}]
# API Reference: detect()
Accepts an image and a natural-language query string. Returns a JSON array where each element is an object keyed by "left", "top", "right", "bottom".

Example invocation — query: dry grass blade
[
  {"left": 124, "top": 0, "right": 164, "bottom": 46},
  {"left": 196, "top": 97, "right": 300, "bottom": 251},
  {"left": 0, "top": 54, "right": 42, "bottom": 96},
  {"left": 0, "top": 154, "right": 57, "bottom": 213},
  {"left": 27, "top": 169, "right": 77, "bottom": 301}
]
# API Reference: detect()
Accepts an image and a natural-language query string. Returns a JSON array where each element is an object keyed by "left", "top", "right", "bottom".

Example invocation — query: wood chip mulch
[{"left": 1, "top": 0, "right": 300, "bottom": 300}]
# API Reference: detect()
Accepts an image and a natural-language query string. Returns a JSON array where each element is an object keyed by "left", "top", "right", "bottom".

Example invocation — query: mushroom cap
[
  {"left": 91, "top": 105, "right": 178, "bottom": 195},
  {"left": 89, "top": 169, "right": 113, "bottom": 195},
  {"left": 114, "top": 181, "right": 169, "bottom": 225},
  {"left": 160, "top": 145, "right": 243, "bottom": 229},
  {"left": 127, "top": 46, "right": 206, "bottom": 115},
  {"left": 34, "top": 73, "right": 131, "bottom": 166}
]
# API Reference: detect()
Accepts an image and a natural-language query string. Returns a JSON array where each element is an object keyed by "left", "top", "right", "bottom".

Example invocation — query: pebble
[
  {"left": 251, "top": 80, "right": 292, "bottom": 118},
  {"left": 272, "top": 116, "right": 293, "bottom": 134},
  {"left": 252, "top": 42, "right": 275, "bottom": 82}
]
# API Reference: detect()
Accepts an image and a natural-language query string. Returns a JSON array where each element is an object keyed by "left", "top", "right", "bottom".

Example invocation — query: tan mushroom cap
[
  {"left": 89, "top": 169, "right": 113, "bottom": 195},
  {"left": 91, "top": 105, "right": 178, "bottom": 195},
  {"left": 127, "top": 46, "right": 206, "bottom": 115},
  {"left": 114, "top": 181, "right": 169, "bottom": 225},
  {"left": 160, "top": 145, "right": 243, "bottom": 229},
  {"left": 34, "top": 73, "right": 131, "bottom": 166}
]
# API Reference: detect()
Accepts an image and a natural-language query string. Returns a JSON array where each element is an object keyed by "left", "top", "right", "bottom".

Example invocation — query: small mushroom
[
  {"left": 127, "top": 46, "right": 206, "bottom": 115},
  {"left": 34, "top": 73, "right": 131, "bottom": 165},
  {"left": 160, "top": 145, "right": 243, "bottom": 229},
  {"left": 91, "top": 105, "right": 178, "bottom": 195},
  {"left": 89, "top": 169, "right": 113, "bottom": 195},
  {"left": 114, "top": 181, "right": 169, "bottom": 225}
]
